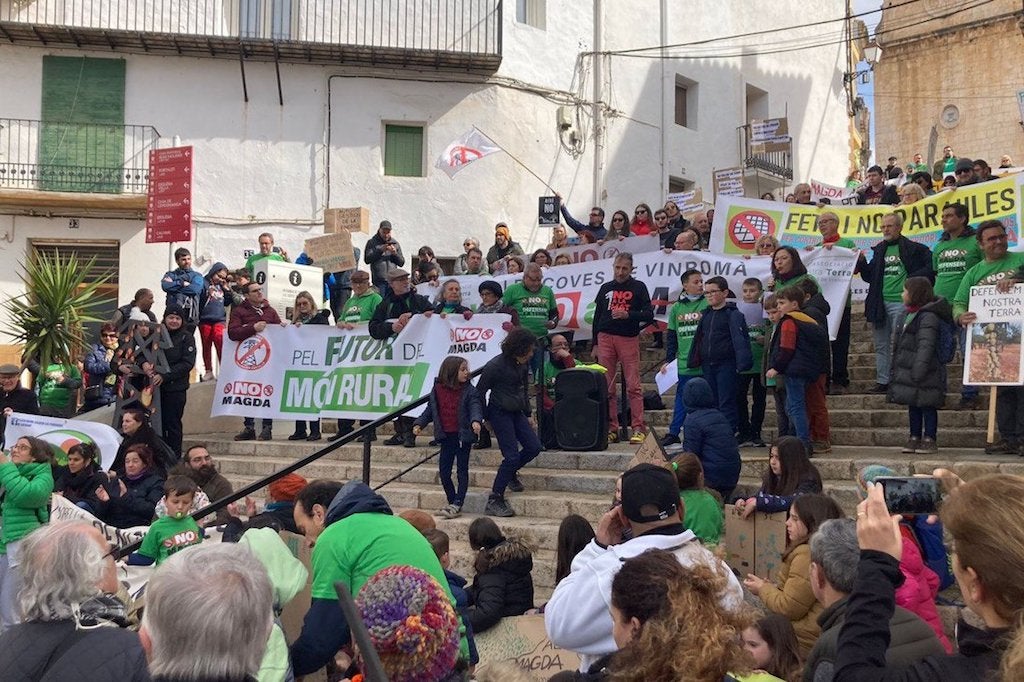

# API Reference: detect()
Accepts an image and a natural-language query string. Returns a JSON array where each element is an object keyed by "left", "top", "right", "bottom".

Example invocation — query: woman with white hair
[
  {"left": 0, "top": 521, "right": 149, "bottom": 680},
  {"left": 453, "top": 237, "right": 489, "bottom": 275}
]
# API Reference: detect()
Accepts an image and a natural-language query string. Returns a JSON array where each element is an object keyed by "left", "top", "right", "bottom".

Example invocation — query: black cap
[
  {"left": 163, "top": 304, "right": 186, "bottom": 320},
  {"left": 620, "top": 463, "right": 679, "bottom": 523},
  {"left": 478, "top": 280, "right": 503, "bottom": 297},
  {"left": 955, "top": 158, "right": 974, "bottom": 172},
  {"left": 887, "top": 156, "right": 897, "bottom": 162}
]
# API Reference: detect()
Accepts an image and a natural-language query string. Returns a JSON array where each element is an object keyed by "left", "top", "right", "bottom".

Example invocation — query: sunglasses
[
  {"left": 635, "top": 209, "right": 648, "bottom": 214},
  {"left": 955, "top": 168, "right": 972, "bottom": 175},
  {"left": 612, "top": 216, "right": 625, "bottom": 222}
]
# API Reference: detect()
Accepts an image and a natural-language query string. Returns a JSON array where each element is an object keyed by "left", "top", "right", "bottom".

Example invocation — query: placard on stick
[
  {"left": 304, "top": 231, "right": 356, "bottom": 273},
  {"left": 964, "top": 284, "right": 1024, "bottom": 385}
]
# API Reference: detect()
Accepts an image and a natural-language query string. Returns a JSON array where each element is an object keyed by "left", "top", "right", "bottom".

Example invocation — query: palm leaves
[{"left": 3, "top": 249, "right": 113, "bottom": 368}]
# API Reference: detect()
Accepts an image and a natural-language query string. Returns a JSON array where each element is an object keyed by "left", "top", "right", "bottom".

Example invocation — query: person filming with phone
[{"left": 834, "top": 472, "right": 1024, "bottom": 680}]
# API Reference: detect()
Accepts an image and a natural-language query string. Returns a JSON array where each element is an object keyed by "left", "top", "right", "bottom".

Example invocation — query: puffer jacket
[
  {"left": 888, "top": 298, "right": 953, "bottom": 408},
  {"left": 83, "top": 343, "right": 118, "bottom": 408},
  {"left": 95, "top": 471, "right": 164, "bottom": 528},
  {"left": 895, "top": 526, "right": 952, "bottom": 653},
  {"left": 687, "top": 303, "right": 753, "bottom": 371},
  {"left": 680, "top": 378, "right": 741, "bottom": 493},
  {"left": 0, "top": 460, "right": 53, "bottom": 553},
  {"left": 467, "top": 538, "right": 534, "bottom": 633},
  {"left": 228, "top": 299, "right": 283, "bottom": 342},
  {"left": 160, "top": 326, "right": 197, "bottom": 393},
  {"left": 759, "top": 542, "right": 821, "bottom": 658}
]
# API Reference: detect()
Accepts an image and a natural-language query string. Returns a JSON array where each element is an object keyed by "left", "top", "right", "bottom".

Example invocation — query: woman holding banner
[{"left": 770, "top": 247, "right": 817, "bottom": 292}]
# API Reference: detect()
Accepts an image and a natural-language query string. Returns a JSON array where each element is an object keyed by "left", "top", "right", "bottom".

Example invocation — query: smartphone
[
  {"left": 272, "top": 246, "right": 282, "bottom": 254},
  {"left": 876, "top": 476, "right": 941, "bottom": 515}
]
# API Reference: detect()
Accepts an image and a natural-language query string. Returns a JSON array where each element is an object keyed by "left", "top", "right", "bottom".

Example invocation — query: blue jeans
[
  {"left": 958, "top": 326, "right": 978, "bottom": 399},
  {"left": 873, "top": 301, "right": 906, "bottom": 385},
  {"left": 908, "top": 406, "right": 937, "bottom": 439},
  {"left": 669, "top": 374, "right": 698, "bottom": 436},
  {"left": 438, "top": 433, "right": 471, "bottom": 506},
  {"left": 704, "top": 362, "right": 739, "bottom": 433},
  {"left": 783, "top": 375, "right": 810, "bottom": 444},
  {"left": 488, "top": 407, "right": 542, "bottom": 496}
]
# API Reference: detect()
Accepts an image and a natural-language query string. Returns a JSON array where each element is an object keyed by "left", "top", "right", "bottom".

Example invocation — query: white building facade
[{"left": 0, "top": 0, "right": 856, "bottom": 355}]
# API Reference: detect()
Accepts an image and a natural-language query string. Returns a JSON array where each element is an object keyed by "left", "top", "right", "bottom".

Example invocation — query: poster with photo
[{"left": 964, "top": 285, "right": 1024, "bottom": 386}]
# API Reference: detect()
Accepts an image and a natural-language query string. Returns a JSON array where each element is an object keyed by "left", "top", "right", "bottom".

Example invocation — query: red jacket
[
  {"left": 897, "top": 525, "right": 953, "bottom": 653},
  {"left": 228, "top": 300, "right": 282, "bottom": 341}
]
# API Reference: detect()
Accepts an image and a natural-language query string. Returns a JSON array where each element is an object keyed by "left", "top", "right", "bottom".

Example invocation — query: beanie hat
[
  {"left": 954, "top": 158, "right": 974, "bottom": 173},
  {"left": 268, "top": 473, "right": 307, "bottom": 502},
  {"left": 163, "top": 304, "right": 186, "bottom": 321},
  {"left": 478, "top": 280, "right": 503, "bottom": 298},
  {"left": 356, "top": 565, "right": 460, "bottom": 682},
  {"left": 856, "top": 464, "right": 895, "bottom": 500}
]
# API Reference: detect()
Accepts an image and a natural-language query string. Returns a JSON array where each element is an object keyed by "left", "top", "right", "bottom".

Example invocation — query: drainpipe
[
  {"left": 592, "top": 0, "right": 604, "bottom": 207},
  {"left": 659, "top": 0, "right": 668, "bottom": 199}
]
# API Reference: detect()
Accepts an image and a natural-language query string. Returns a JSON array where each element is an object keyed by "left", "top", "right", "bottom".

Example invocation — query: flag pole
[{"left": 474, "top": 126, "right": 555, "bottom": 192}]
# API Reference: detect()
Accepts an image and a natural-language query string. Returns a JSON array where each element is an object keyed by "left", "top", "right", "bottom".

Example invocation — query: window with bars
[{"left": 383, "top": 124, "right": 425, "bottom": 177}]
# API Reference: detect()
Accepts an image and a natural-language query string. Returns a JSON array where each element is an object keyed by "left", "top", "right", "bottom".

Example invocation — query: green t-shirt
[
  {"left": 245, "top": 251, "right": 286, "bottom": 274},
  {"left": 543, "top": 357, "right": 581, "bottom": 399},
  {"left": 138, "top": 515, "right": 203, "bottom": 565},
  {"left": 341, "top": 291, "right": 383, "bottom": 323},
  {"left": 680, "top": 489, "right": 723, "bottom": 546},
  {"left": 310, "top": 512, "right": 468, "bottom": 659},
  {"left": 743, "top": 316, "right": 770, "bottom": 376},
  {"left": 932, "top": 234, "right": 983, "bottom": 301},
  {"left": 953, "top": 252, "right": 1024, "bottom": 318},
  {"left": 37, "top": 363, "right": 82, "bottom": 411},
  {"left": 667, "top": 297, "right": 708, "bottom": 376},
  {"left": 502, "top": 282, "right": 557, "bottom": 338},
  {"left": 881, "top": 243, "right": 907, "bottom": 302}
]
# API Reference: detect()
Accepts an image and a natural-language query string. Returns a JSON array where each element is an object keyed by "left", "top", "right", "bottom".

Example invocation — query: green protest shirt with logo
[
  {"left": 244, "top": 251, "right": 286, "bottom": 274},
  {"left": 138, "top": 515, "right": 203, "bottom": 565},
  {"left": 743, "top": 316, "right": 770, "bottom": 376},
  {"left": 341, "top": 291, "right": 383, "bottom": 323},
  {"left": 667, "top": 297, "right": 708, "bottom": 376},
  {"left": 932, "top": 235, "right": 983, "bottom": 301},
  {"left": 953, "top": 252, "right": 1024, "bottom": 318},
  {"left": 882, "top": 243, "right": 907, "bottom": 302},
  {"left": 502, "top": 282, "right": 557, "bottom": 338}
]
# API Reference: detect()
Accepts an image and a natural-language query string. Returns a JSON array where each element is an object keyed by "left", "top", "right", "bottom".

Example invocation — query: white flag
[
  {"left": 435, "top": 128, "right": 501, "bottom": 178},
  {"left": 5, "top": 412, "right": 122, "bottom": 471}
]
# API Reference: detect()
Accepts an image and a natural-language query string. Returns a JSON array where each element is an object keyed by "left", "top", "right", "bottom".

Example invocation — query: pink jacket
[{"left": 896, "top": 527, "right": 952, "bottom": 653}]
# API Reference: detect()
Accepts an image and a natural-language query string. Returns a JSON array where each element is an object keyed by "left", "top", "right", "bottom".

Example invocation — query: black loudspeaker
[{"left": 553, "top": 369, "right": 609, "bottom": 451}]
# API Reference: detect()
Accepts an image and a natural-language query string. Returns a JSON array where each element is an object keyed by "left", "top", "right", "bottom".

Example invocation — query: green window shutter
[
  {"left": 39, "top": 57, "right": 126, "bottom": 193},
  {"left": 384, "top": 125, "right": 424, "bottom": 177}
]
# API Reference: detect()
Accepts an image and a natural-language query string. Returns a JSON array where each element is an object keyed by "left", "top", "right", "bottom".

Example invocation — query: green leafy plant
[{"left": 3, "top": 249, "right": 113, "bottom": 368}]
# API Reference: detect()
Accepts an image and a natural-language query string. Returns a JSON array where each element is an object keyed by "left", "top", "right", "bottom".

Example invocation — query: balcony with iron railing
[
  {"left": 0, "top": 118, "right": 159, "bottom": 194},
  {"left": 737, "top": 124, "right": 794, "bottom": 181},
  {"left": 0, "top": 0, "right": 503, "bottom": 72}
]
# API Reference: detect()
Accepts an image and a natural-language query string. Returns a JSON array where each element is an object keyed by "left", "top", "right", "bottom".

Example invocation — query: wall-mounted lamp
[{"left": 844, "top": 42, "right": 882, "bottom": 84}]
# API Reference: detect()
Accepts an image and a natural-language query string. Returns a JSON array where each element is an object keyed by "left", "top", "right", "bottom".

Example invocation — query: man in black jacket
[
  {"left": 857, "top": 214, "right": 934, "bottom": 392},
  {"left": 804, "top": 518, "right": 945, "bottom": 681},
  {"left": 592, "top": 253, "right": 654, "bottom": 444},
  {"left": 364, "top": 220, "right": 405, "bottom": 298},
  {"left": 145, "top": 304, "right": 196, "bottom": 459},
  {"left": 0, "top": 364, "right": 38, "bottom": 448},
  {"left": 369, "top": 269, "right": 431, "bottom": 447},
  {"left": 856, "top": 165, "right": 899, "bottom": 205}
]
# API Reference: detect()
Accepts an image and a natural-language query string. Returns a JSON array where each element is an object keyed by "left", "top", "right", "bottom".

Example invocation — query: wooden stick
[{"left": 986, "top": 387, "right": 997, "bottom": 444}]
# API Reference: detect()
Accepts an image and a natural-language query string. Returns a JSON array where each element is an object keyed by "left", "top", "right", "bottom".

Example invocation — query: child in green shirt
[
  {"left": 670, "top": 453, "right": 724, "bottom": 545},
  {"left": 129, "top": 475, "right": 203, "bottom": 566}
]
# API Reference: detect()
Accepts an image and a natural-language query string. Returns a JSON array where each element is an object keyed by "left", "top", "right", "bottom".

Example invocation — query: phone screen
[{"left": 877, "top": 476, "right": 941, "bottom": 515}]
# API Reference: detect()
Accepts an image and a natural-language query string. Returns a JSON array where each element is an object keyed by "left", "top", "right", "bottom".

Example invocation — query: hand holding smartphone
[{"left": 876, "top": 476, "right": 942, "bottom": 515}]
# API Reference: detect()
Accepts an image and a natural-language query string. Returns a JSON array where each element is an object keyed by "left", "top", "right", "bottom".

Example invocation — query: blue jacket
[
  {"left": 82, "top": 343, "right": 117, "bottom": 407},
  {"left": 198, "top": 262, "right": 232, "bottom": 324},
  {"left": 687, "top": 303, "right": 752, "bottom": 371},
  {"left": 560, "top": 204, "right": 607, "bottom": 241},
  {"left": 414, "top": 380, "right": 484, "bottom": 444},
  {"left": 681, "top": 378, "right": 741, "bottom": 493},
  {"left": 446, "top": 569, "right": 480, "bottom": 665},
  {"left": 161, "top": 266, "right": 204, "bottom": 324}
]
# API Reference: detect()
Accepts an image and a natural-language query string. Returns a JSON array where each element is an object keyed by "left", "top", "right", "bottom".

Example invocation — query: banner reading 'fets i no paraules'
[
  {"left": 212, "top": 315, "right": 510, "bottom": 421},
  {"left": 709, "top": 174, "right": 1024, "bottom": 256}
]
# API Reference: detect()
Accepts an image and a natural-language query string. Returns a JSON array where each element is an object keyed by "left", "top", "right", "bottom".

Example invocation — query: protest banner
[
  {"left": 810, "top": 178, "right": 857, "bottom": 205},
  {"left": 475, "top": 614, "right": 582, "bottom": 679},
  {"left": 5, "top": 412, "right": 121, "bottom": 470},
  {"left": 324, "top": 207, "right": 369, "bottom": 234},
  {"left": 304, "top": 231, "right": 355, "bottom": 273},
  {"left": 251, "top": 259, "right": 325, "bottom": 320},
  {"left": 713, "top": 167, "right": 744, "bottom": 199},
  {"left": 50, "top": 493, "right": 148, "bottom": 551},
  {"left": 964, "top": 284, "right": 1024, "bottom": 385},
  {"left": 548, "top": 234, "right": 662, "bottom": 264},
  {"left": 418, "top": 247, "right": 856, "bottom": 341},
  {"left": 709, "top": 174, "right": 1024, "bottom": 256},
  {"left": 749, "top": 118, "right": 791, "bottom": 153},
  {"left": 666, "top": 188, "right": 704, "bottom": 213},
  {"left": 212, "top": 314, "right": 509, "bottom": 421}
]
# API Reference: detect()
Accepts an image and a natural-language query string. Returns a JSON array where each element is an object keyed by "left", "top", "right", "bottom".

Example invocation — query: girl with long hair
[
  {"left": 741, "top": 613, "right": 803, "bottom": 682},
  {"left": 466, "top": 518, "right": 534, "bottom": 634},
  {"left": 737, "top": 436, "right": 822, "bottom": 519}
]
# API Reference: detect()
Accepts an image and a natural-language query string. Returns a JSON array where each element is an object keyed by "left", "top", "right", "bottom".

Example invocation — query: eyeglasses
[
  {"left": 955, "top": 168, "right": 972, "bottom": 175},
  {"left": 297, "top": 301, "right": 310, "bottom": 306},
  {"left": 464, "top": 242, "right": 474, "bottom": 246},
  {"left": 101, "top": 333, "right": 118, "bottom": 338}
]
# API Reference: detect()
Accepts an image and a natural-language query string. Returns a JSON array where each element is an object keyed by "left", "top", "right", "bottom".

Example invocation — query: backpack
[
  {"left": 936, "top": 318, "right": 957, "bottom": 365},
  {"left": 910, "top": 515, "right": 954, "bottom": 590}
]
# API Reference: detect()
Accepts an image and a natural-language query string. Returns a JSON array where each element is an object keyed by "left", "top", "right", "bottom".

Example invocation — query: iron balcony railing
[
  {"left": 0, "top": 118, "right": 159, "bottom": 194},
  {"left": 737, "top": 124, "right": 794, "bottom": 181},
  {"left": 0, "top": 0, "right": 503, "bottom": 67}
]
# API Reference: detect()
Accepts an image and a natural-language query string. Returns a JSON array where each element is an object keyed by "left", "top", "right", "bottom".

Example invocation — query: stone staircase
[{"left": 188, "top": 305, "right": 1016, "bottom": 603}]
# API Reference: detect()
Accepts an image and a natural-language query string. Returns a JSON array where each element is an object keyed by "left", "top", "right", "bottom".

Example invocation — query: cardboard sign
[
  {"left": 475, "top": 614, "right": 582, "bottom": 679},
  {"left": 627, "top": 430, "right": 669, "bottom": 470},
  {"left": 304, "top": 231, "right": 356, "bottom": 273},
  {"left": 325, "top": 207, "right": 369, "bottom": 234},
  {"left": 723, "top": 504, "right": 787, "bottom": 579},
  {"left": 713, "top": 167, "right": 744, "bottom": 199},
  {"left": 964, "top": 284, "right": 1024, "bottom": 386},
  {"left": 251, "top": 259, "right": 325, "bottom": 320},
  {"left": 539, "top": 196, "right": 561, "bottom": 226},
  {"left": 749, "top": 118, "right": 791, "bottom": 154}
]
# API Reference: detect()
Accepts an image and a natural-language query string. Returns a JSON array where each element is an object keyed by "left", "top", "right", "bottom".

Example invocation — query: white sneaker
[{"left": 201, "top": 371, "right": 215, "bottom": 382}]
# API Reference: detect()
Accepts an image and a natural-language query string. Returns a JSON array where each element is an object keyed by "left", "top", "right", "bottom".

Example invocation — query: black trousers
[
  {"left": 831, "top": 305, "right": 852, "bottom": 386},
  {"left": 160, "top": 388, "right": 188, "bottom": 458}
]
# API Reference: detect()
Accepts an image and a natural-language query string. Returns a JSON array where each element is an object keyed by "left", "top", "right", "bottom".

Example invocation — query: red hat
[{"left": 269, "top": 473, "right": 308, "bottom": 502}]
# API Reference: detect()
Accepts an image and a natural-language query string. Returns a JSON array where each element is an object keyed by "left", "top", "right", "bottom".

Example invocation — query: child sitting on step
[
  {"left": 736, "top": 435, "right": 822, "bottom": 519},
  {"left": 413, "top": 355, "right": 484, "bottom": 519},
  {"left": 669, "top": 453, "right": 723, "bottom": 546}
]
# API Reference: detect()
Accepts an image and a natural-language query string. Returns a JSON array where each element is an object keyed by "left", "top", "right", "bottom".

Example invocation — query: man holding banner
[{"left": 858, "top": 214, "right": 934, "bottom": 393}]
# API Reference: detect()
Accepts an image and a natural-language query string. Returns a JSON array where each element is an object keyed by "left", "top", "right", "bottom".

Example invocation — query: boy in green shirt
[
  {"left": 660, "top": 269, "right": 708, "bottom": 446},
  {"left": 129, "top": 476, "right": 203, "bottom": 566}
]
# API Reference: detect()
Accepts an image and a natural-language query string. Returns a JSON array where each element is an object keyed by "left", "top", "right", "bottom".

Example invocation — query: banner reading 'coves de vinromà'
[{"left": 212, "top": 315, "right": 510, "bottom": 421}]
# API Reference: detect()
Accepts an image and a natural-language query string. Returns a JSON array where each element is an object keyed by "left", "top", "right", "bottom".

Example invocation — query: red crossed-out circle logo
[
  {"left": 728, "top": 210, "right": 775, "bottom": 251},
  {"left": 235, "top": 335, "right": 271, "bottom": 371}
]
